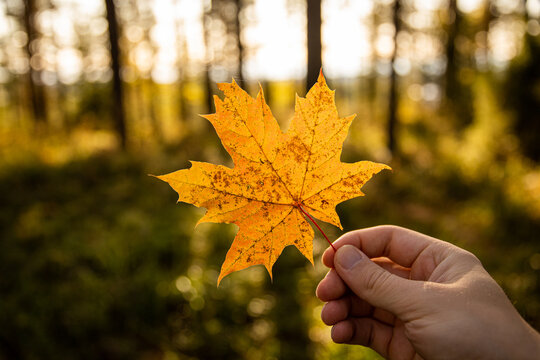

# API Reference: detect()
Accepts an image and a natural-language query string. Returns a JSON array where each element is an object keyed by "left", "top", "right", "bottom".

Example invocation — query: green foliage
[{"left": 0, "top": 154, "right": 318, "bottom": 359}]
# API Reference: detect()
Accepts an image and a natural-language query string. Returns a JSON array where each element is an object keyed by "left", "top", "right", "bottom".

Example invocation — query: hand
[{"left": 316, "top": 225, "right": 540, "bottom": 360}]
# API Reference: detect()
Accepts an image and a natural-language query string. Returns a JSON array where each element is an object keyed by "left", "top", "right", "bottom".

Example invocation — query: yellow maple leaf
[{"left": 156, "top": 72, "right": 390, "bottom": 284}]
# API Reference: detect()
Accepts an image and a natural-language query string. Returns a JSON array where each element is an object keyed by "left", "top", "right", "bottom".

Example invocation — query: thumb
[{"left": 334, "top": 245, "right": 422, "bottom": 317}]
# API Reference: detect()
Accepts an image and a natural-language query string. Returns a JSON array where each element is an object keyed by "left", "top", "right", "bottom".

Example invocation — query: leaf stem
[{"left": 297, "top": 203, "right": 336, "bottom": 251}]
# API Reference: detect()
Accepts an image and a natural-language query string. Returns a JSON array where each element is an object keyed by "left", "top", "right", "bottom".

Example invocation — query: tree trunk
[
  {"left": 387, "top": 0, "right": 400, "bottom": 154},
  {"left": 22, "top": 0, "right": 47, "bottom": 125},
  {"left": 306, "top": 0, "right": 322, "bottom": 90},
  {"left": 444, "top": 0, "right": 473, "bottom": 127},
  {"left": 234, "top": 0, "right": 244, "bottom": 84},
  {"left": 203, "top": 3, "right": 214, "bottom": 114},
  {"left": 508, "top": 0, "right": 540, "bottom": 160},
  {"left": 105, "top": 0, "right": 127, "bottom": 149},
  {"left": 445, "top": 0, "right": 459, "bottom": 100}
]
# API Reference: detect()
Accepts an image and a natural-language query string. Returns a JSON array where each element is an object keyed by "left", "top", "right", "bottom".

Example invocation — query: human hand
[{"left": 316, "top": 225, "right": 540, "bottom": 360}]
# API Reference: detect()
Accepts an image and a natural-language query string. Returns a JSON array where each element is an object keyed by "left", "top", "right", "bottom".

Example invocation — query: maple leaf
[{"left": 156, "top": 72, "right": 390, "bottom": 284}]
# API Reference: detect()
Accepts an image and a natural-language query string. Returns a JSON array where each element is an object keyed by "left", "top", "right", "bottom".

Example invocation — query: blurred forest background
[{"left": 1, "top": 0, "right": 540, "bottom": 359}]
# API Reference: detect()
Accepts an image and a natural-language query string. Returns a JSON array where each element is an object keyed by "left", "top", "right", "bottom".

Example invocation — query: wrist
[
  {"left": 497, "top": 319, "right": 540, "bottom": 360},
  {"left": 516, "top": 324, "right": 540, "bottom": 360}
]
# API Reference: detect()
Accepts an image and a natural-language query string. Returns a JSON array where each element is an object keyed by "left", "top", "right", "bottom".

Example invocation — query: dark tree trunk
[
  {"left": 306, "top": 0, "right": 322, "bottom": 90},
  {"left": 22, "top": 0, "right": 47, "bottom": 124},
  {"left": 105, "top": 0, "right": 127, "bottom": 149},
  {"left": 444, "top": 0, "right": 473, "bottom": 127},
  {"left": 445, "top": 0, "right": 459, "bottom": 100},
  {"left": 506, "top": 0, "right": 540, "bottom": 161},
  {"left": 203, "top": 3, "right": 214, "bottom": 115},
  {"left": 387, "top": 0, "right": 400, "bottom": 154},
  {"left": 174, "top": 10, "right": 189, "bottom": 123},
  {"left": 234, "top": 0, "right": 244, "bottom": 84},
  {"left": 204, "top": 67, "right": 214, "bottom": 115}
]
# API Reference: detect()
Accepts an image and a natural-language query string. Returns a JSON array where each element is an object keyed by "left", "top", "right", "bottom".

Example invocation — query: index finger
[{"left": 322, "top": 225, "right": 448, "bottom": 269}]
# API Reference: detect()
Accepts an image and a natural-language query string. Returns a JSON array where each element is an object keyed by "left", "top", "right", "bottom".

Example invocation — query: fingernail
[{"left": 336, "top": 245, "right": 363, "bottom": 270}]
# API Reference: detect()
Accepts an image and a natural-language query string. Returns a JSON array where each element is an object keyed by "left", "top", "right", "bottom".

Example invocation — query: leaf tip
[
  {"left": 151, "top": 173, "right": 167, "bottom": 182},
  {"left": 194, "top": 218, "right": 205, "bottom": 228},
  {"left": 264, "top": 263, "right": 274, "bottom": 281},
  {"left": 317, "top": 68, "right": 325, "bottom": 83},
  {"left": 217, "top": 268, "right": 229, "bottom": 286},
  {"left": 256, "top": 83, "right": 266, "bottom": 102}
]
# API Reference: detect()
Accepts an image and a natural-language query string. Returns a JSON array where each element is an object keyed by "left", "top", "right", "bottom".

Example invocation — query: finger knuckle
[
  {"left": 374, "top": 224, "right": 399, "bottom": 233},
  {"left": 364, "top": 269, "right": 391, "bottom": 293},
  {"left": 453, "top": 246, "right": 483, "bottom": 266}
]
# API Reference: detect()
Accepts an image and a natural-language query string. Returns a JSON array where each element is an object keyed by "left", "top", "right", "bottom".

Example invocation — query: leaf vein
[{"left": 222, "top": 208, "right": 294, "bottom": 273}]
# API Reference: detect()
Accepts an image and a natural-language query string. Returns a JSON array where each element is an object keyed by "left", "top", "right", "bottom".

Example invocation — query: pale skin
[{"left": 316, "top": 225, "right": 540, "bottom": 360}]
